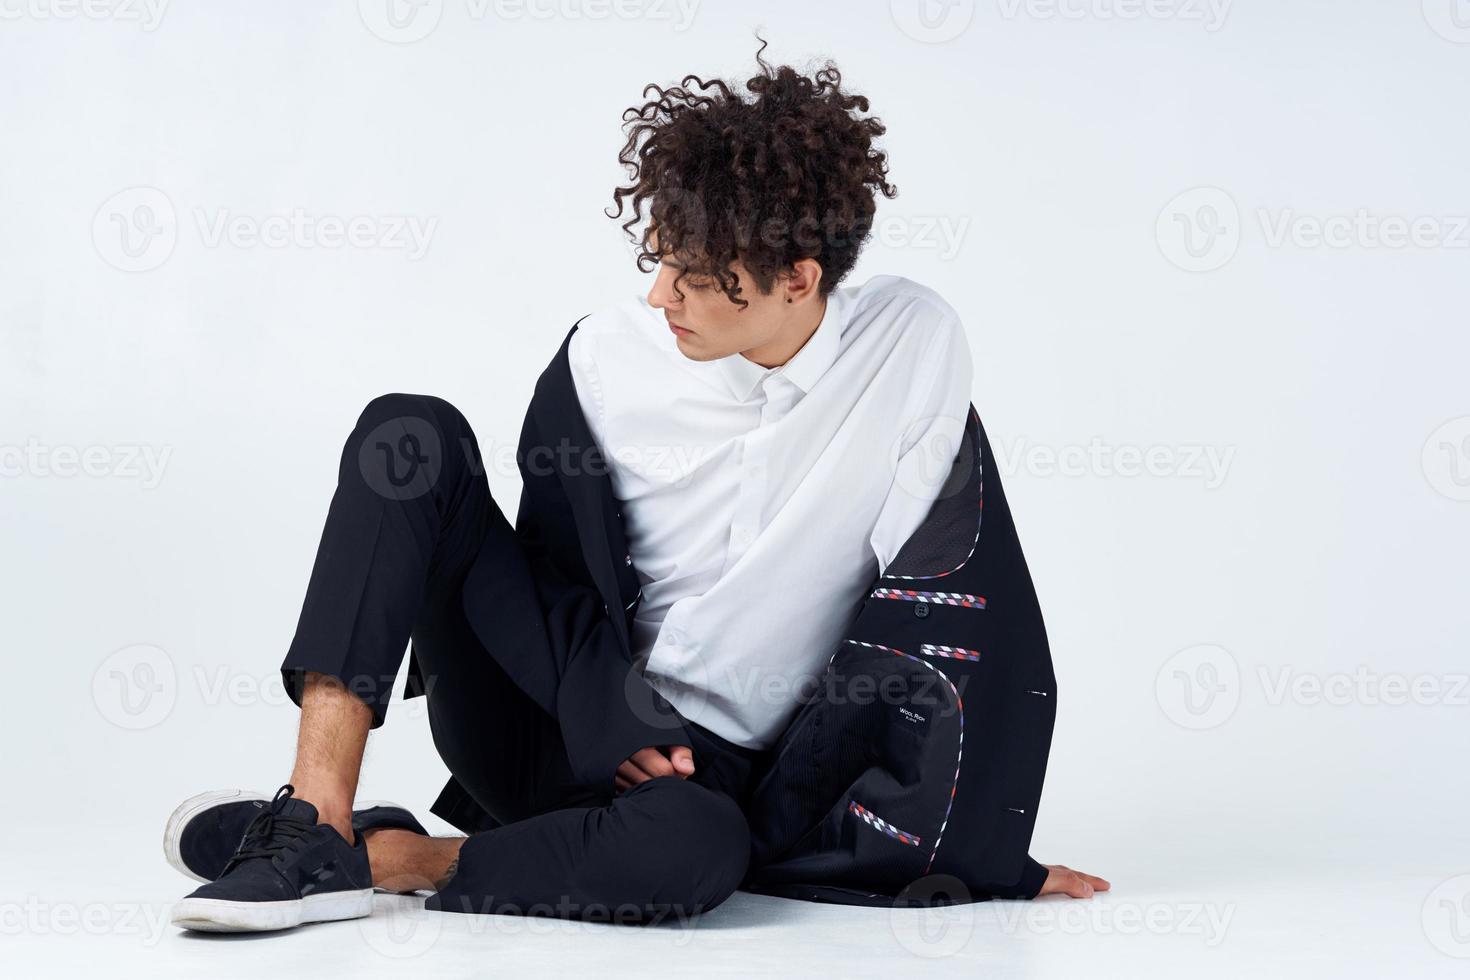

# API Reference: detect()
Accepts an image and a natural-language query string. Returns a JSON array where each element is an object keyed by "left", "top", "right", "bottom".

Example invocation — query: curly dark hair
[{"left": 607, "top": 39, "right": 897, "bottom": 308}]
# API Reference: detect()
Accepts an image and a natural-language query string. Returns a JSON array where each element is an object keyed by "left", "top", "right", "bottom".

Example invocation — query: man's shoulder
[
  {"left": 846, "top": 274, "right": 962, "bottom": 327},
  {"left": 842, "top": 275, "right": 968, "bottom": 365}
]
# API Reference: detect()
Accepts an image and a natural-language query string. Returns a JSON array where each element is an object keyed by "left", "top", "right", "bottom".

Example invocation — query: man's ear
[{"left": 784, "top": 258, "right": 824, "bottom": 304}]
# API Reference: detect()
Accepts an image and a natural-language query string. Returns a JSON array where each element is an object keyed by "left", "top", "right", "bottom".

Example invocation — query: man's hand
[
  {"left": 614, "top": 745, "right": 695, "bottom": 792},
  {"left": 1038, "top": 864, "right": 1111, "bottom": 899}
]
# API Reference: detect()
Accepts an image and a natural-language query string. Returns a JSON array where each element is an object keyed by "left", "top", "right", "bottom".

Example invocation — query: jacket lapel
[{"left": 529, "top": 324, "right": 632, "bottom": 652}]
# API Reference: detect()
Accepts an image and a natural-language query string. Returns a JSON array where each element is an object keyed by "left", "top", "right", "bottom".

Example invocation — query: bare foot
[{"left": 364, "top": 827, "right": 465, "bottom": 893}]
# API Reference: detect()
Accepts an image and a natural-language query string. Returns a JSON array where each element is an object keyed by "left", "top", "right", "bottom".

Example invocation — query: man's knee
[
  {"left": 357, "top": 392, "right": 469, "bottom": 437},
  {"left": 623, "top": 778, "right": 750, "bottom": 915},
  {"left": 350, "top": 393, "right": 479, "bottom": 498}
]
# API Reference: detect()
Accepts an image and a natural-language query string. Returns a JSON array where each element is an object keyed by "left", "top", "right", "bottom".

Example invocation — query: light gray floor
[{"left": 7, "top": 820, "right": 1466, "bottom": 979}]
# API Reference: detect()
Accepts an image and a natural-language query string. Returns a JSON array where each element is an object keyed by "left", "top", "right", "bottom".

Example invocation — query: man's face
[{"left": 647, "top": 255, "right": 793, "bottom": 363}]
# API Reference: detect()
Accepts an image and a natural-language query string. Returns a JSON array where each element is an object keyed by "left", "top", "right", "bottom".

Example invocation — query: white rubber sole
[
  {"left": 171, "top": 888, "right": 375, "bottom": 933},
  {"left": 163, "top": 789, "right": 270, "bottom": 883}
]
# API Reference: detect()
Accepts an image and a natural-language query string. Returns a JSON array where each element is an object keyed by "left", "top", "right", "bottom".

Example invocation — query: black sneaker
[
  {"left": 164, "top": 788, "right": 427, "bottom": 884},
  {"left": 170, "top": 785, "right": 376, "bottom": 932}
]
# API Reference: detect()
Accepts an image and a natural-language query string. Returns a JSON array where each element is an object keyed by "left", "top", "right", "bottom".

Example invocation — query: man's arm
[
  {"left": 869, "top": 311, "right": 972, "bottom": 573},
  {"left": 867, "top": 314, "right": 1111, "bottom": 902},
  {"left": 514, "top": 404, "right": 692, "bottom": 787}
]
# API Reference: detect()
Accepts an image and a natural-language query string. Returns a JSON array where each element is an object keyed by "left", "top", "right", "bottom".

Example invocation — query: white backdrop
[{"left": 3, "top": 1, "right": 1468, "bottom": 976}]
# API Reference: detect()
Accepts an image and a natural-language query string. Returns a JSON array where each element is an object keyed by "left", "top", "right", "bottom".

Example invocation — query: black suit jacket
[{"left": 451, "top": 321, "right": 1057, "bottom": 903}]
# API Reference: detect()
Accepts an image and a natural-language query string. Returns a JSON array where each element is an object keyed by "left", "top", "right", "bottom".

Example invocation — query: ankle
[{"left": 289, "top": 785, "right": 355, "bottom": 843}]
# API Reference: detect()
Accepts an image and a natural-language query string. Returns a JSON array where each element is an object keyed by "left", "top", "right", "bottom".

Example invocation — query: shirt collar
[{"left": 712, "top": 290, "right": 845, "bottom": 402}]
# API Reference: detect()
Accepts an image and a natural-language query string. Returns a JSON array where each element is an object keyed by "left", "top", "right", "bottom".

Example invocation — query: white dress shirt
[{"left": 567, "top": 275, "right": 974, "bottom": 748}]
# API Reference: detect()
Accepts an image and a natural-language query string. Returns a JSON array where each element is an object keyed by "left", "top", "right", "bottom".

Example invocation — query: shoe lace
[{"left": 221, "top": 784, "right": 316, "bottom": 874}]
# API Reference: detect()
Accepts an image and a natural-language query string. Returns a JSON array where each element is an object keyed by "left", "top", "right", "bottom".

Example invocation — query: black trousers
[{"left": 280, "top": 393, "right": 753, "bottom": 921}]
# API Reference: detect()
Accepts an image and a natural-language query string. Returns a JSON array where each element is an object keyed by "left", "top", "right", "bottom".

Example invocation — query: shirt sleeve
[{"left": 868, "top": 313, "right": 975, "bottom": 574}]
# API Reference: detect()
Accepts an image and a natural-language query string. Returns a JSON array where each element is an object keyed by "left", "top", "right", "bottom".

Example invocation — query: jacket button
[
  {"left": 625, "top": 554, "right": 632, "bottom": 565},
  {"left": 915, "top": 602, "right": 930, "bottom": 619}
]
